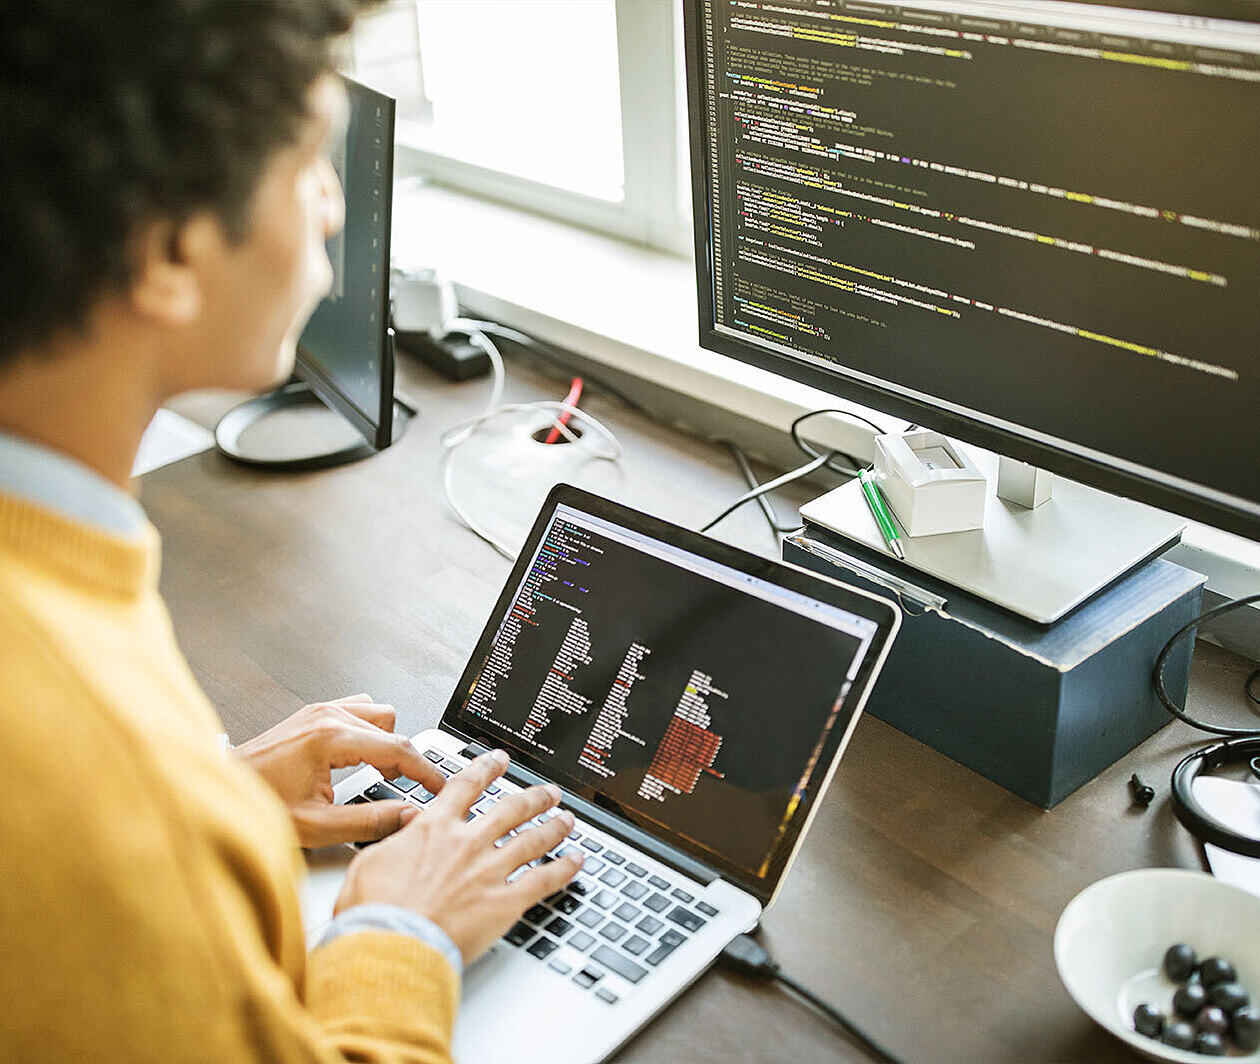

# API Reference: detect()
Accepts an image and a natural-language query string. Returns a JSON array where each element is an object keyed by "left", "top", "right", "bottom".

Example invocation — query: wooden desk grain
[{"left": 144, "top": 357, "right": 1256, "bottom": 1063}]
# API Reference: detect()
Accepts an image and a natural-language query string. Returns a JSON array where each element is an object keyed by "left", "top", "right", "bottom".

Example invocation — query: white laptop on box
[{"left": 306, "top": 485, "right": 900, "bottom": 1063}]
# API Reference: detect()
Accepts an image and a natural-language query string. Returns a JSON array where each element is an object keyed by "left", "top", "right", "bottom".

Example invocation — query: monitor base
[
  {"left": 214, "top": 381, "right": 412, "bottom": 471},
  {"left": 799, "top": 447, "right": 1186, "bottom": 625}
]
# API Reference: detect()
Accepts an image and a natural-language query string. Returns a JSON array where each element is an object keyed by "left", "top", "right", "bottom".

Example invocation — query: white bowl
[{"left": 1055, "top": 868, "right": 1260, "bottom": 1063}]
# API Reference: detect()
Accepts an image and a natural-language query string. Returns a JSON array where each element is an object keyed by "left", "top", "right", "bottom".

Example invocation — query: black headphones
[
  {"left": 1156, "top": 593, "right": 1260, "bottom": 861},
  {"left": 1170, "top": 737, "right": 1260, "bottom": 859}
]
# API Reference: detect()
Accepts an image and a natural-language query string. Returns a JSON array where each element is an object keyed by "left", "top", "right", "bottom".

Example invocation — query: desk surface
[{"left": 147, "top": 357, "right": 1257, "bottom": 1064}]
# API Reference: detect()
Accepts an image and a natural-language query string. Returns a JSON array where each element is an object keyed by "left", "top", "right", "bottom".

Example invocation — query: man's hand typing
[
  {"left": 235, "top": 694, "right": 445, "bottom": 848},
  {"left": 335, "top": 749, "right": 584, "bottom": 965}
]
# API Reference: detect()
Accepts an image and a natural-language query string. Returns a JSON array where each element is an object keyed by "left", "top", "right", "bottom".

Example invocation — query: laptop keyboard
[{"left": 345, "top": 749, "right": 722, "bottom": 1004}]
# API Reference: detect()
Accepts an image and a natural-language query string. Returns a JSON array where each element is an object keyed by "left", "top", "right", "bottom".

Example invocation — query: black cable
[
  {"left": 1247, "top": 666, "right": 1260, "bottom": 708},
  {"left": 790, "top": 407, "right": 884, "bottom": 476},
  {"left": 699, "top": 452, "right": 830, "bottom": 535},
  {"left": 704, "top": 405, "right": 890, "bottom": 538},
  {"left": 1154, "top": 593, "right": 1260, "bottom": 737},
  {"left": 719, "top": 934, "right": 906, "bottom": 1064},
  {"left": 726, "top": 442, "right": 799, "bottom": 538}
]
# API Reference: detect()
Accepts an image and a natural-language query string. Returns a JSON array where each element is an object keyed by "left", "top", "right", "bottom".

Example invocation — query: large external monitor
[{"left": 683, "top": 0, "right": 1260, "bottom": 538}]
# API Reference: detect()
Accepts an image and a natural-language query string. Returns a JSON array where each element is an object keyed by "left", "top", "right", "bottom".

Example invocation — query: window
[{"left": 349, "top": 0, "right": 692, "bottom": 255}]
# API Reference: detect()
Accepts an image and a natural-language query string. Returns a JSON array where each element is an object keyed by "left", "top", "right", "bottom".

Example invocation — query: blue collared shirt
[{"left": 0, "top": 428, "right": 462, "bottom": 978}]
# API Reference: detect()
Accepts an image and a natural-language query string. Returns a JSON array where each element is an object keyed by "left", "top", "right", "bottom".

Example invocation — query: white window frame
[{"left": 349, "top": 0, "right": 691, "bottom": 256}]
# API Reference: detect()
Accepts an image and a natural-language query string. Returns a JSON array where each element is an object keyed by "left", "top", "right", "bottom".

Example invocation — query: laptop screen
[{"left": 448, "top": 492, "right": 895, "bottom": 898}]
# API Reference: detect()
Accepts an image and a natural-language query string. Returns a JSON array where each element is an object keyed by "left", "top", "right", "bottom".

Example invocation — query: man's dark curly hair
[{"left": 0, "top": 0, "right": 374, "bottom": 367}]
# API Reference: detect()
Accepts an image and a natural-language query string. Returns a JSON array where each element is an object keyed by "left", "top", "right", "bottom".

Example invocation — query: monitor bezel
[
  {"left": 295, "top": 76, "right": 397, "bottom": 451},
  {"left": 681, "top": 0, "right": 1260, "bottom": 541},
  {"left": 439, "top": 483, "right": 901, "bottom": 906}
]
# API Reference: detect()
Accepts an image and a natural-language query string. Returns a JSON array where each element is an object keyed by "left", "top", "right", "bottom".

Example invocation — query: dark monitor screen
[
  {"left": 296, "top": 77, "right": 395, "bottom": 449},
  {"left": 447, "top": 490, "right": 896, "bottom": 900},
  {"left": 685, "top": 1, "right": 1260, "bottom": 537}
]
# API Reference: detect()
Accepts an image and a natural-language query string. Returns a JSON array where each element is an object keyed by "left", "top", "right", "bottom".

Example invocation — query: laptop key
[
  {"left": 625, "top": 862, "right": 647, "bottom": 878},
  {"left": 577, "top": 909, "right": 603, "bottom": 929},
  {"left": 526, "top": 937, "right": 558, "bottom": 961},
  {"left": 613, "top": 902, "right": 639, "bottom": 923},
  {"left": 363, "top": 782, "right": 402, "bottom": 802},
  {"left": 667, "top": 906, "right": 706, "bottom": 933},
  {"left": 523, "top": 904, "right": 550, "bottom": 926},
  {"left": 697, "top": 901, "right": 720, "bottom": 918},
  {"left": 549, "top": 959, "right": 572, "bottom": 976},
  {"left": 671, "top": 888, "right": 694, "bottom": 903},
  {"left": 592, "top": 945, "right": 647, "bottom": 984},
  {"left": 569, "top": 879, "right": 591, "bottom": 896},
  {"left": 636, "top": 915, "right": 663, "bottom": 935},
  {"left": 644, "top": 941, "right": 678, "bottom": 967},
  {"left": 599, "top": 869, "right": 627, "bottom": 888},
  {"left": 554, "top": 893, "right": 582, "bottom": 915},
  {"left": 580, "top": 839, "right": 603, "bottom": 853},
  {"left": 569, "top": 930, "right": 596, "bottom": 951},
  {"left": 591, "top": 890, "right": 617, "bottom": 910},
  {"left": 486, "top": 783, "right": 501, "bottom": 796},
  {"left": 660, "top": 929, "right": 686, "bottom": 947},
  {"left": 388, "top": 775, "right": 420, "bottom": 793},
  {"left": 598, "top": 922, "right": 628, "bottom": 943},
  {"left": 347, "top": 795, "right": 369, "bottom": 805},
  {"left": 595, "top": 987, "right": 619, "bottom": 1004},
  {"left": 573, "top": 967, "right": 603, "bottom": 989},
  {"left": 411, "top": 788, "right": 436, "bottom": 804},
  {"left": 603, "top": 852, "right": 625, "bottom": 866},
  {"left": 582, "top": 857, "right": 605, "bottom": 874},
  {"left": 504, "top": 922, "right": 534, "bottom": 948},
  {"left": 648, "top": 875, "right": 670, "bottom": 890},
  {"left": 623, "top": 935, "right": 649, "bottom": 957},
  {"left": 423, "top": 749, "right": 444, "bottom": 762},
  {"left": 440, "top": 759, "right": 463, "bottom": 774},
  {"left": 621, "top": 881, "right": 648, "bottom": 900},
  {"left": 544, "top": 916, "right": 572, "bottom": 938},
  {"left": 644, "top": 892, "right": 670, "bottom": 913}
]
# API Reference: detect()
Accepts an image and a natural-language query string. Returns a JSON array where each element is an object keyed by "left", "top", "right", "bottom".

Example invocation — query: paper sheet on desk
[{"left": 1195, "top": 776, "right": 1260, "bottom": 897}]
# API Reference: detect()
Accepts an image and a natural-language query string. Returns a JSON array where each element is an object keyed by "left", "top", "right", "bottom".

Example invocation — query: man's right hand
[{"left": 334, "top": 749, "right": 584, "bottom": 965}]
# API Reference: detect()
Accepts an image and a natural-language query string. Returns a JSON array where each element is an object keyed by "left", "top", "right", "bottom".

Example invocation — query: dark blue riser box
[{"left": 785, "top": 526, "right": 1205, "bottom": 808}]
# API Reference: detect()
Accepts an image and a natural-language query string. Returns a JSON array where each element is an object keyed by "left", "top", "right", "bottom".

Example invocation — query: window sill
[
  {"left": 390, "top": 177, "right": 895, "bottom": 463},
  {"left": 390, "top": 178, "right": 1260, "bottom": 617}
]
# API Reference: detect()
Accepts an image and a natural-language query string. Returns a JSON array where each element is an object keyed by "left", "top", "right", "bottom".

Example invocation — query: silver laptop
[{"left": 306, "top": 484, "right": 900, "bottom": 1063}]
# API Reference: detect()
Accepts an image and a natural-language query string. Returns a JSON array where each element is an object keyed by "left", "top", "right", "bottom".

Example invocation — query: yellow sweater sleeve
[
  {"left": 0, "top": 556, "right": 458, "bottom": 1064},
  {"left": 307, "top": 933, "right": 459, "bottom": 1063}
]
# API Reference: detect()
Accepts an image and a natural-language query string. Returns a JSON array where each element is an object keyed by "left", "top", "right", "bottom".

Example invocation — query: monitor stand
[
  {"left": 214, "top": 381, "right": 413, "bottom": 471},
  {"left": 798, "top": 448, "right": 1186, "bottom": 625}
]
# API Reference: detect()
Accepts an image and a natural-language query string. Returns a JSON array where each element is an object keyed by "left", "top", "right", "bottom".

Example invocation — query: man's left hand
[{"left": 234, "top": 694, "right": 444, "bottom": 848}]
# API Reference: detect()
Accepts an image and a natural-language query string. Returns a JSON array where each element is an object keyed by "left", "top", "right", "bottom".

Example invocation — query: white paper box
[{"left": 872, "top": 431, "right": 987, "bottom": 537}]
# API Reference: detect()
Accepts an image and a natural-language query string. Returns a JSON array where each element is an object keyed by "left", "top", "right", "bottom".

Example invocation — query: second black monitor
[{"left": 297, "top": 76, "right": 397, "bottom": 451}]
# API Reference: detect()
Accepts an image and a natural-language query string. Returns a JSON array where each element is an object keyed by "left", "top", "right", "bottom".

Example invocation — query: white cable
[{"left": 438, "top": 319, "right": 622, "bottom": 560}]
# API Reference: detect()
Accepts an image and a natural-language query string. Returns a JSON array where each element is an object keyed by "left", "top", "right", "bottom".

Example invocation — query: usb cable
[{"left": 719, "top": 934, "right": 906, "bottom": 1064}]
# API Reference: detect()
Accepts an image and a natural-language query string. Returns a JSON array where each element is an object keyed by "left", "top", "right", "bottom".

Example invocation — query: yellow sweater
[{"left": 0, "top": 490, "right": 458, "bottom": 1063}]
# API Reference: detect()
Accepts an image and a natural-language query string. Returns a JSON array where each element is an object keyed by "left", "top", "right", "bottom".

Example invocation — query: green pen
[{"left": 858, "top": 469, "right": 905, "bottom": 560}]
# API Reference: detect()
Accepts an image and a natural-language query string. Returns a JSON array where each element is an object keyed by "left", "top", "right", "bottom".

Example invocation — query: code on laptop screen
[{"left": 456, "top": 505, "right": 878, "bottom": 880}]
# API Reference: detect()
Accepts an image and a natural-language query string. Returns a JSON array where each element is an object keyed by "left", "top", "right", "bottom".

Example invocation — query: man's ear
[{"left": 129, "top": 214, "right": 221, "bottom": 326}]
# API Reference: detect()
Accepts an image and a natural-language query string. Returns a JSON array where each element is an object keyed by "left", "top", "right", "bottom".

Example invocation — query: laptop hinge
[{"left": 459, "top": 740, "right": 720, "bottom": 888}]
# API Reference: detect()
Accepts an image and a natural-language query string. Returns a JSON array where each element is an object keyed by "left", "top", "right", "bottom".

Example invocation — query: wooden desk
[{"left": 145, "top": 357, "right": 1256, "bottom": 1063}]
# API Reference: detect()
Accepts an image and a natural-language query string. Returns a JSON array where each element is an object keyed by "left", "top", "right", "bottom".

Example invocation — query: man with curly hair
[{"left": 0, "top": 3, "right": 583, "bottom": 1061}]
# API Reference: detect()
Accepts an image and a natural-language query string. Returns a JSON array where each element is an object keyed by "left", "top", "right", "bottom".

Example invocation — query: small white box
[{"left": 872, "top": 431, "right": 987, "bottom": 537}]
